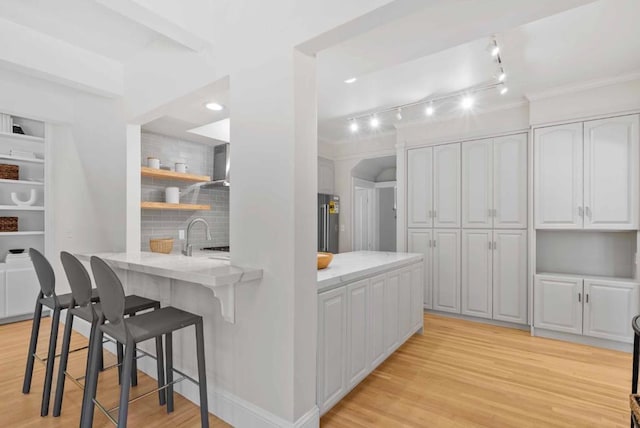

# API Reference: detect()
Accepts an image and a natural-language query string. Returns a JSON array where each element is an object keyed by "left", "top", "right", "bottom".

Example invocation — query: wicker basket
[
  {"left": 150, "top": 238, "right": 174, "bottom": 254},
  {"left": 0, "top": 164, "right": 19, "bottom": 180},
  {"left": 0, "top": 217, "right": 18, "bottom": 232}
]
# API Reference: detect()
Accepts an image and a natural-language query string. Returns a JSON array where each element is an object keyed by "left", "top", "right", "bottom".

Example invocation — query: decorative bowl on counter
[
  {"left": 317, "top": 252, "right": 334, "bottom": 270},
  {"left": 150, "top": 238, "right": 174, "bottom": 254}
]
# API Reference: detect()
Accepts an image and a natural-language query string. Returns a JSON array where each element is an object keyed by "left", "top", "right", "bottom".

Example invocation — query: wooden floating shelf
[
  {"left": 0, "top": 178, "right": 44, "bottom": 186},
  {"left": 141, "top": 201, "right": 211, "bottom": 211},
  {"left": 0, "top": 231, "right": 44, "bottom": 236},
  {"left": 141, "top": 167, "right": 211, "bottom": 183},
  {"left": 0, "top": 154, "right": 44, "bottom": 164},
  {"left": 0, "top": 131, "right": 44, "bottom": 143},
  {"left": 0, "top": 205, "right": 44, "bottom": 211}
]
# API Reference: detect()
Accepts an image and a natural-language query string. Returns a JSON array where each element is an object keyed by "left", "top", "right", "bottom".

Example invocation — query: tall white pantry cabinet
[
  {"left": 533, "top": 114, "right": 640, "bottom": 347},
  {"left": 407, "top": 133, "right": 528, "bottom": 325}
]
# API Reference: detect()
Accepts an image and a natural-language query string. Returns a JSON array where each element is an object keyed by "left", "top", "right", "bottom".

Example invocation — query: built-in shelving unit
[
  {"left": 141, "top": 166, "right": 211, "bottom": 182},
  {"left": 0, "top": 178, "right": 43, "bottom": 186},
  {"left": 0, "top": 131, "right": 44, "bottom": 144},
  {"left": 0, "top": 205, "right": 45, "bottom": 211},
  {"left": 0, "top": 231, "right": 44, "bottom": 236},
  {"left": 0, "top": 154, "right": 44, "bottom": 164},
  {"left": 140, "top": 201, "right": 211, "bottom": 211}
]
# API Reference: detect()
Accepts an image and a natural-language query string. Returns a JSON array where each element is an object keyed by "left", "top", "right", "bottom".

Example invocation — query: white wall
[{"left": 0, "top": 68, "right": 127, "bottom": 294}]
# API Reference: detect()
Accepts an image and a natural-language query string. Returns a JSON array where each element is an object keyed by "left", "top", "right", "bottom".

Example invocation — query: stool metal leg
[
  {"left": 155, "top": 335, "right": 166, "bottom": 406},
  {"left": 130, "top": 313, "right": 138, "bottom": 387},
  {"left": 117, "top": 342, "right": 124, "bottom": 384},
  {"left": 52, "top": 310, "right": 75, "bottom": 416},
  {"left": 41, "top": 306, "right": 61, "bottom": 416},
  {"left": 117, "top": 341, "right": 135, "bottom": 428},
  {"left": 80, "top": 319, "right": 103, "bottom": 428},
  {"left": 22, "top": 293, "right": 43, "bottom": 394},
  {"left": 166, "top": 332, "right": 174, "bottom": 413},
  {"left": 632, "top": 332, "right": 639, "bottom": 428},
  {"left": 195, "top": 321, "right": 209, "bottom": 428}
]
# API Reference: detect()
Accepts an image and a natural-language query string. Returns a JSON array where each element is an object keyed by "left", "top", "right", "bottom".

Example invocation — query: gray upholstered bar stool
[
  {"left": 22, "top": 248, "right": 100, "bottom": 417},
  {"left": 82, "top": 256, "right": 209, "bottom": 428},
  {"left": 52, "top": 251, "right": 162, "bottom": 417}
]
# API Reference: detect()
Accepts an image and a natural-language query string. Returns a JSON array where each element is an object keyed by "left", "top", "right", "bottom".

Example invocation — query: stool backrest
[
  {"left": 30, "top": 248, "right": 55, "bottom": 297},
  {"left": 90, "top": 256, "right": 125, "bottom": 326},
  {"left": 60, "top": 252, "right": 93, "bottom": 307}
]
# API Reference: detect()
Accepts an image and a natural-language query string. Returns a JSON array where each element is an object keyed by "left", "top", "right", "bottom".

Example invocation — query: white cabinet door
[
  {"left": 346, "top": 279, "right": 369, "bottom": 388},
  {"left": 410, "top": 263, "right": 425, "bottom": 331},
  {"left": 5, "top": 268, "right": 39, "bottom": 318},
  {"left": 494, "top": 134, "right": 527, "bottom": 229},
  {"left": 398, "top": 268, "right": 413, "bottom": 341},
  {"left": 0, "top": 270, "right": 6, "bottom": 319},
  {"left": 407, "top": 147, "right": 433, "bottom": 228},
  {"left": 533, "top": 275, "right": 583, "bottom": 334},
  {"left": 493, "top": 230, "right": 527, "bottom": 324},
  {"left": 583, "top": 115, "right": 639, "bottom": 230},
  {"left": 433, "top": 229, "right": 461, "bottom": 313},
  {"left": 369, "top": 274, "right": 386, "bottom": 369},
  {"left": 534, "top": 123, "right": 583, "bottom": 229},
  {"left": 433, "top": 144, "right": 461, "bottom": 228},
  {"left": 317, "top": 287, "right": 347, "bottom": 412},
  {"left": 407, "top": 229, "right": 432, "bottom": 309},
  {"left": 583, "top": 279, "right": 639, "bottom": 343},
  {"left": 384, "top": 270, "right": 400, "bottom": 353},
  {"left": 462, "top": 139, "right": 493, "bottom": 229},
  {"left": 461, "top": 230, "right": 493, "bottom": 319},
  {"left": 318, "top": 157, "right": 335, "bottom": 195}
]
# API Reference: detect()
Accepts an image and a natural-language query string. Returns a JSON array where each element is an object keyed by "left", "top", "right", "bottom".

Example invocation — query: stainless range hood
[{"left": 204, "top": 143, "right": 230, "bottom": 187}]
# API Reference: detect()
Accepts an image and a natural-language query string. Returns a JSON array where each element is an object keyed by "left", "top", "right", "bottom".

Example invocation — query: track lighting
[
  {"left": 425, "top": 104, "right": 434, "bottom": 116},
  {"left": 349, "top": 120, "right": 359, "bottom": 133},
  {"left": 461, "top": 96, "right": 474, "bottom": 110},
  {"left": 205, "top": 102, "right": 224, "bottom": 111},
  {"left": 344, "top": 77, "right": 357, "bottom": 84},
  {"left": 498, "top": 71, "right": 506, "bottom": 82},
  {"left": 396, "top": 108, "right": 403, "bottom": 121},
  {"left": 491, "top": 45, "right": 500, "bottom": 57},
  {"left": 499, "top": 85, "right": 508, "bottom": 95},
  {"left": 370, "top": 116, "right": 380, "bottom": 128}
]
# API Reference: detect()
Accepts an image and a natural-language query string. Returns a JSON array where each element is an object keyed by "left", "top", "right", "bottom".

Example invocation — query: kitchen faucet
[{"left": 183, "top": 218, "right": 212, "bottom": 256}]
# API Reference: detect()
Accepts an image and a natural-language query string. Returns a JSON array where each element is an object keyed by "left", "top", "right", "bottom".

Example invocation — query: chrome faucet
[{"left": 182, "top": 218, "right": 212, "bottom": 256}]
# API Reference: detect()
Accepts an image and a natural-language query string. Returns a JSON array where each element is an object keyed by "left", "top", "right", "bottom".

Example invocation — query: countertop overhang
[
  {"left": 78, "top": 251, "right": 262, "bottom": 324},
  {"left": 317, "top": 251, "right": 424, "bottom": 292}
]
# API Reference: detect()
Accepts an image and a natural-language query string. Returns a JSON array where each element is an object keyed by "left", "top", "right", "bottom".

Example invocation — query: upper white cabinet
[
  {"left": 407, "top": 229, "right": 432, "bottom": 309},
  {"left": 432, "top": 229, "right": 461, "bottom": 313},
  {"left": 407, "top": 147, "right": 433, "bottom": 228},
  {"left": 318, "top": 157, "right": 335, "bottom": 195},
  {"left": 462, "top": 134, "right": 527, "bottom": 229},
  {"left": 583, "top": 115, "right": 639, "bottom": 229},
  {"left": 534, "top": 115, "right": 639, "bottom": 230},
  {"left": 534, "top": 123, "right": 584, "bottom": 229},
  {"left": 433, "top": 144, "right": 461, "bottom": 228}
]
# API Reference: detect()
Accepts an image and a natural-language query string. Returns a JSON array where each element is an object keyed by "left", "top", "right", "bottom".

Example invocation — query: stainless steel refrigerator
[{"left": 318, "top": 194, "right": 340, "bottom": 253}]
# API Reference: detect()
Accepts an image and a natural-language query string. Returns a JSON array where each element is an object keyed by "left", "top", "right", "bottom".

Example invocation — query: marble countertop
[
  {"left": 317, "top": 251, "right": 423, "bottom": 292},
  {"left": 80, "top": 251, "right": 262, "bottom": 288}
]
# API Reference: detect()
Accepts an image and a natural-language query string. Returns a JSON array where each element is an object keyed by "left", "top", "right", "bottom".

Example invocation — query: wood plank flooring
[
  {"left": 0, "top": 313, "right": 632, "bottom": 427},
  {"left": 321, "top": 314, "right": 632, "bottom": 427}
]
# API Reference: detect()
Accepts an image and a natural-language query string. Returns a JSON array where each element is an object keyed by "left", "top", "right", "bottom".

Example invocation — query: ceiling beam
[
  {"left": 94, "top": 0, "right": 210, "bottom": 52},
  {"left": 0, "top": 17, "right": 123, "bottom": 97}
]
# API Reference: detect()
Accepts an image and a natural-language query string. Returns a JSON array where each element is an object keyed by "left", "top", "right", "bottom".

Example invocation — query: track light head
[
  {"left": 425, "top": 104, "right": 434, "bottom": 116},
  {"left": 370, "top": 116, "right": 380, "bottom": 128},
  {"left": 461, "top": 96, "right": 474, "bottom": 110},
  {"left": 396, "top": 108, "right": 403, "bottom": 121},
  {"left": 349, "top": 120, "right": 359, "bottom": 133}
]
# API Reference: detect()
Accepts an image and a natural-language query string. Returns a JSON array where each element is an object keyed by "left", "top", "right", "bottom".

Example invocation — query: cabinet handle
[
  {"left": 493, "top": 241, "right": 497, "bottom": 250},
  {"left": 488, "top": 241, "right": 492, "bottom": 250},
  {"left": 428, "top": 239, "right": 432, "bottom": 248},
  {"left": 585, "top": 206, "right": 591, "bottom": 218},
  {"left": 578, "top": 206, "right": 584, "bottom": 217},
  {"left": 488, "top": 209, "right": 492, "bottom": 218},
  {"left": 578, "top": 293, "right": 581, "bottom": 303},
  {"left": 433, "top": 239, "right": 437, "bottom": 248},
  {"left": 586, "top": 293, "right": 589, "bottom": 303}
]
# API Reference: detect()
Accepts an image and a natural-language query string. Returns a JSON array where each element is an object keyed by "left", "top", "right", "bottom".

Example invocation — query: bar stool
[
  {"left": 52, "top": 251, "right": 162, "bottom": 417},
  {"left": 83, "top": 256, "right": 209, "bottom": 428},
  {"left": 631, "top": 315, "right": 640, "bottom": 427},
  {"left": 22, "top": 248, "right": 100, "bottom": 417}
]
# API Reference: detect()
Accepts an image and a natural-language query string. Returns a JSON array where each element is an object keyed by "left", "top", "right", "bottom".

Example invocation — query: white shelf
[
  {"left": 0, "top": 154, "right": 44, "bottom": 164},
  {"left": 536, "top": 272, "right": 638, "bottom": 284},
  {"left": 0, "top": 205, "right": 44, "bottom": 211},
  {"left": 0, "top": 179, "right": 43, "bottom": 186},
  {"left": 0, "top": 231, "right": 44, "bottom": 236},
  {"left": 0, "top": 131, "right": 44, "bottom": 143}
]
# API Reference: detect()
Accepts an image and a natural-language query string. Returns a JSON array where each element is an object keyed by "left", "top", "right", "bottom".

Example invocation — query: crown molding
[{"left": 525, "top": 71, "right": 640, "bottom": 102}]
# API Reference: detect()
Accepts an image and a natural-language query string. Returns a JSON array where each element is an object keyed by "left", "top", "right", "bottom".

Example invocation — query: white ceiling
[{"left": 317, "top": 0, "right": 640, "bottom": 141}]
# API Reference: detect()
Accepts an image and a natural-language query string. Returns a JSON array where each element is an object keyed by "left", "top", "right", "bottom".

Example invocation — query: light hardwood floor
[
  {"left": 0, "top": 314, "right": 632, "bottom": 427},
  {"left": 321, "top": 313, "right": 632, "bottom": 428}
]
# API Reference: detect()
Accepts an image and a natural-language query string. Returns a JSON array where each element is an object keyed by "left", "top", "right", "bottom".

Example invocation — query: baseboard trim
[
  {"left": 425, "top": 309, "right": 530, "bottom": 331},
  {"left": 533, "top": 328, "right": 632, "bottom": 353},
  {"left": 69, "top": 318, "right": 320, "bottom": 428}
]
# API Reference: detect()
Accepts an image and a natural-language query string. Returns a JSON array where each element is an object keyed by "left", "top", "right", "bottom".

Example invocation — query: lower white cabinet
[
  {"left": 407, "top": 229, "right": 432, "bottom": 309},
  {"left": 534, "top": 273, "right": 640, "bottom": 343},
  {"left": 433, "top": 229, "right": 461, "bottom": 313},
  {"left": 1, "top": 265, "right": 40, "bottom": 321},
  {"left": 317, "top": 261, "right": 424, "bottom": 415}
]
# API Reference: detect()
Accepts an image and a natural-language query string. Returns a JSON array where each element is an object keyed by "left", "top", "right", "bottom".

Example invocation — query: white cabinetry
[
  {"left": 318, "top": 157, "right": 335, "bottom": 195},
  {"left": 462, "top": 139, "right": 493, "bottom": 228},
  {"left": 534, "top": 273, "right": 639, "bottom": 343},
  {"left": 407, "top": 147, "right": 433, "bottom": 228},
  {"left": 462, "top": 230, "right": 527, "bottom": 323},
  {"left": 534, "top": 115, "right": 639, "bottom": 230},
  {"left": 317, "top": 260, "right": 424, "bottom": 415},
  {"left": 407, "top": 229, "right": 432, "bottom": 309},
  {"left": 433, "top": 144, "right": 461, "bottom": 228},
  {"left": 432, "top": 229, "right": 460, "bottom": 313},
  {"left": 0, "top": 265, "right": 40, "bottom": 321}
]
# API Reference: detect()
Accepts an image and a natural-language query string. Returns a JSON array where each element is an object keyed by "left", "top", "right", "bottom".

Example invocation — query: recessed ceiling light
[
  {"left": 425, "top": 104, "right": 434, "bottom": 116},
  {"left": 344, "top": 77, "right": 357, "bottom": 84},
  {"left": 349, "top": 120, "right": 359, "bottom": 133},
  {"left": 461, "top": 96, "right": 474, "bottom": 110},
  {"left": 370, "top": 116, "right": 380, "bottom": 128},
  {"left": 205, "top": 102, "right": 224, "bottom": 111}
]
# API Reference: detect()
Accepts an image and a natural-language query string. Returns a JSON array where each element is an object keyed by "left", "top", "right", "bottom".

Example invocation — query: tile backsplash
[{"left": 141, "top": 132, "right": 229, "bottom": 252}]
